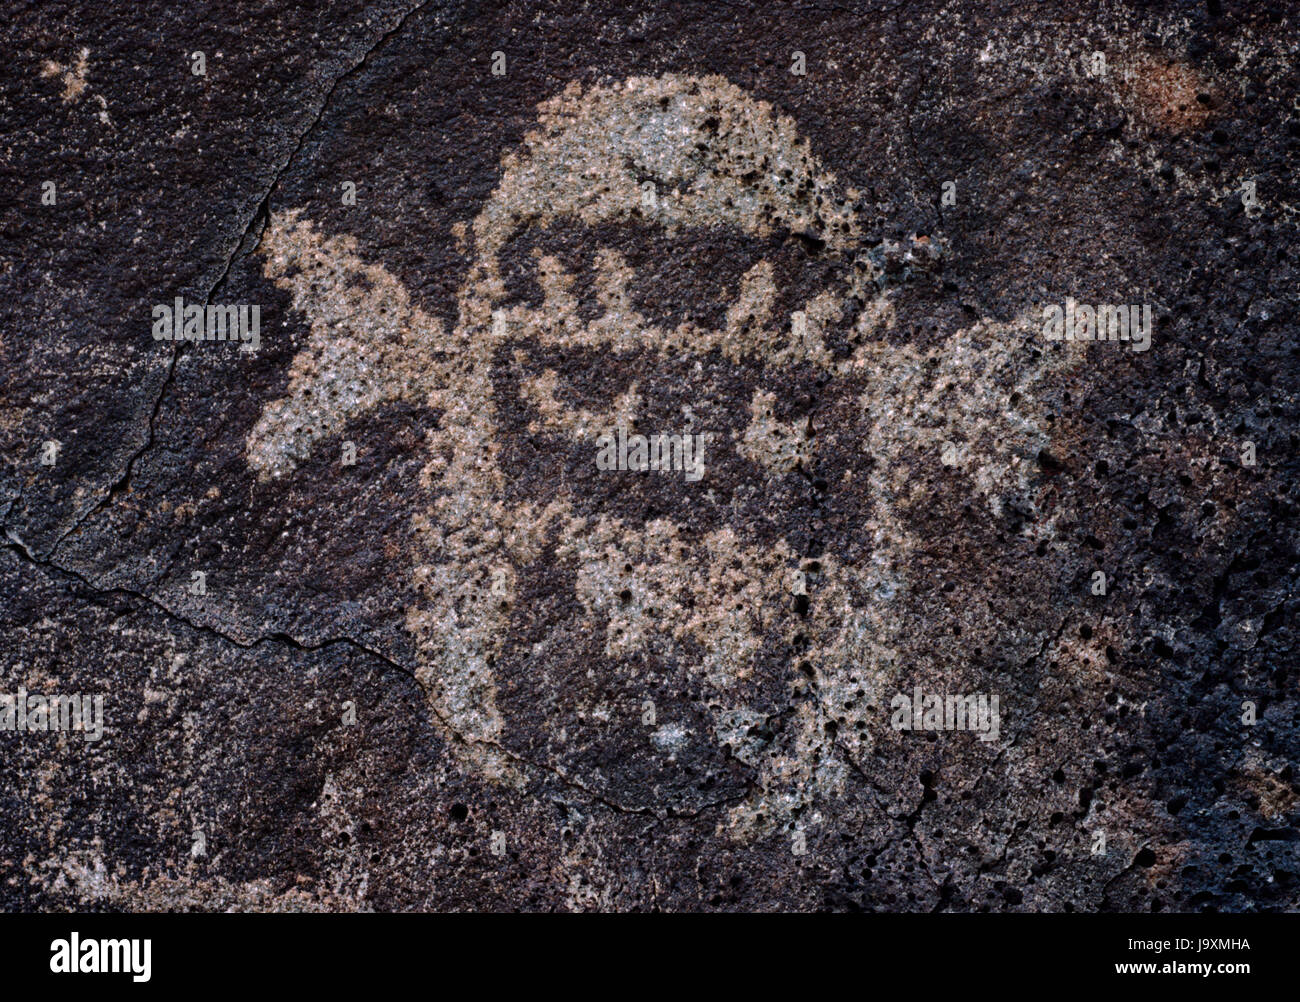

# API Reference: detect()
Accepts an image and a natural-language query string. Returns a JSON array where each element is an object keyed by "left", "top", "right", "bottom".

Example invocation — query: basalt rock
[{"left": 2, "top": 0, "right": 1297, "bottom": 912}]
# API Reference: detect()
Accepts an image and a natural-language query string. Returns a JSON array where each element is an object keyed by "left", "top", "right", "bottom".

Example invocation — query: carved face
[
  {"left": 248, "top": 73, "right": 1075, "bottom": 836},
  {"left": 440, "top": 75, "right": 881, "bottom": 807}
]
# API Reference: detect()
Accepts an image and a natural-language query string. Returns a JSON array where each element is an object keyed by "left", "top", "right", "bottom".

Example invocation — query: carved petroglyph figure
[{"left": 247, "top": 74, "right": 1078, "bottom": 836}]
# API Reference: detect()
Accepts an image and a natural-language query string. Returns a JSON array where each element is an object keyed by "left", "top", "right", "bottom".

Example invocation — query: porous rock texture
[{"left": 2, "top": 0, "right": 1298, "bottom": 911}]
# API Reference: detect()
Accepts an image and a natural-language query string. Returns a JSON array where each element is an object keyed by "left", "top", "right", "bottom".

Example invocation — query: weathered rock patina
[{"left": 3, "top": 1, "right": 1297, "bottom": 912}]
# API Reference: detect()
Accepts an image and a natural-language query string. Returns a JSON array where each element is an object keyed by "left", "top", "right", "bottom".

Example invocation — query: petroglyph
[
  {"left": 248, "top": 73, "right": 1082, "bottom": 834},
  {"left": 40, "top": 47, "right": 111, "bottom": 124},
  {"left": 41, "top": 48, "right": 89, "bottom": 104}
]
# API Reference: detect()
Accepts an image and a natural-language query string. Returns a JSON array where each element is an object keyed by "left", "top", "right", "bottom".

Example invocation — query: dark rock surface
[{"left": 2, "top": 0, "right": 1297, "bottom": 911}]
